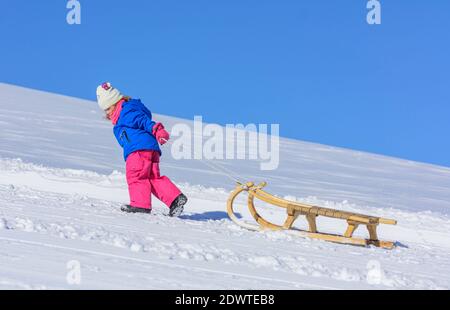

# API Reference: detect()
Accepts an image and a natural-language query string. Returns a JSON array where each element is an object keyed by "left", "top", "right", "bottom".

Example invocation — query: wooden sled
[{"left": 227, "top": 182, "right": 397, "bottom": 249}]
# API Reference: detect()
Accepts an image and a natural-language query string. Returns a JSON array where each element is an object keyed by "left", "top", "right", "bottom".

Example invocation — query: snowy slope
[{"left": 1, "top": 83, "right": 450, "bottom": 289}]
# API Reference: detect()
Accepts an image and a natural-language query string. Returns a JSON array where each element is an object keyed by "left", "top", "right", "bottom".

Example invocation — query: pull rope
[
  {"left": 200, "top": 159, "right": 243, "bottom": 184},
  {"left": 161, "top": 139, "right": 243, "bottom": 185}
]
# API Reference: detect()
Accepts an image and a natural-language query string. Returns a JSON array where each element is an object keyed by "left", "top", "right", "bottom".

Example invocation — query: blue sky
[{"left": 1, "top": 0, "right": 449, "bottom": 167}]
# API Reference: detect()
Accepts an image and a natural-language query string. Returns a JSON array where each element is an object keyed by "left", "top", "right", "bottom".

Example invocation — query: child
[{"left": 96, "top": 82, "right": 187, "bottom": 217}]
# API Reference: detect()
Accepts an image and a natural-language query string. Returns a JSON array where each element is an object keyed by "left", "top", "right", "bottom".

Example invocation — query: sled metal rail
[{"left": 227, "top": 182, "right": 397, "bottom": 249}]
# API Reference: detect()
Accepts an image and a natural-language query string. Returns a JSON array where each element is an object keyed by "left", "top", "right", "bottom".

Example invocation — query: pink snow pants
[{"left": 126, "top": 150, "right": 181, "bottom": 210}]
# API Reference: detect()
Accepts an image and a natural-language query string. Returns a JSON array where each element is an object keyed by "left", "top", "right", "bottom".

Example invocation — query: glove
[{"left": 152, "top": 123, "right": 170, "bottom": 145}]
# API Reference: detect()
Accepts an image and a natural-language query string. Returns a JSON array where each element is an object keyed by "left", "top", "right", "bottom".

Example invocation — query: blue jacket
[{"left": 113, "top": 99, "right": 161, "bottom": 161}]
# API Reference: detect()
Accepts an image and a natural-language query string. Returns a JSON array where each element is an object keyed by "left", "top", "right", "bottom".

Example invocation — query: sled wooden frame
[{"left": 227, "top": 182, "right": 397, "bottom": 249}]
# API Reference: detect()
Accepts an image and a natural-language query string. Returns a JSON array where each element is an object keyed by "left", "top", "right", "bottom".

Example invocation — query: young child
[{"left": 96, "top": 82, "right": 187, "bottom": 217}]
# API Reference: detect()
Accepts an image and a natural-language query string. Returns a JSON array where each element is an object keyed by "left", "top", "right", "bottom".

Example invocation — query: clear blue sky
[{"left": 1, "top": 1, "right": 449, "bottom": 167}]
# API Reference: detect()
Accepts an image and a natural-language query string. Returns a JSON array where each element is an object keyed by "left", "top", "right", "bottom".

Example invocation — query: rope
[
  {"left": 200, "top": 159, "right": 243, "bottom": 184},
  {"left": 161, "top": 139, "right": 243, "bottom": 185}
]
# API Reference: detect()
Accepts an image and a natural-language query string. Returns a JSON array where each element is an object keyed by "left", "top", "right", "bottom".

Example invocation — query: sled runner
[{"left": 227, "top": 182, "right": 397, "bottom": 249}]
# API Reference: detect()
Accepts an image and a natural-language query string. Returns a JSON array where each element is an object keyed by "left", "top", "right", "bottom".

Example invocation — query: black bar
[{"left": 0, "top": 290, "right": 448, "bottom": 307}]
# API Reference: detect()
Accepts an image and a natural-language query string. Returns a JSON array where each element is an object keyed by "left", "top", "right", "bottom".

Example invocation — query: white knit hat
[{"left": 96, "top": 82, "right": 124, "bottom": 110}]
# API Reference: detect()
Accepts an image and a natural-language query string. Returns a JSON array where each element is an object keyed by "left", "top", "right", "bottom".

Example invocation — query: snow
[{"left": 1, "top": 82, "right": 450, "bottom": 289}]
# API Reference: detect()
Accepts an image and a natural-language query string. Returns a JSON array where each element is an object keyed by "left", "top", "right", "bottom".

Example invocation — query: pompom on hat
[{"left": 96, "top": 82, "right": 124, "bottom": 110}]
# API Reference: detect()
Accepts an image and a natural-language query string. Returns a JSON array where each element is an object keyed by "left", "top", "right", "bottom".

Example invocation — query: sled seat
[{"left": 227, "top": 182, "right": 398, "bottom": 249}]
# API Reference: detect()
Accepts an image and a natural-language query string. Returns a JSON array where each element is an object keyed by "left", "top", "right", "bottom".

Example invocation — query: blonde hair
[{"left": 103, "top": 96, "right": 131, "bottom": 120}]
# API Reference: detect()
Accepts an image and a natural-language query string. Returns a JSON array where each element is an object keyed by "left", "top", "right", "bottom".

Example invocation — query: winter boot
[
  {"left": 169, "top": 194, "right": 187, "bottom": 217},
  {"left": 121, "top": 205, "right": 152, "bottom": 214}
]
